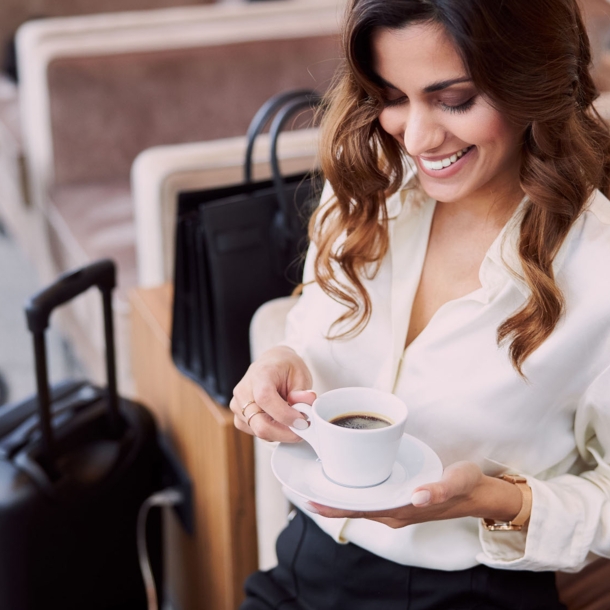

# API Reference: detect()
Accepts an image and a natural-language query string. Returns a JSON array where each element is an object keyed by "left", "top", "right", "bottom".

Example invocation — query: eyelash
[
  {"left": 442, "top": 97, "right": 476, "bottom": 113},
  {"left": 382, "top": 96, "right": 476, "bottom": 113}
]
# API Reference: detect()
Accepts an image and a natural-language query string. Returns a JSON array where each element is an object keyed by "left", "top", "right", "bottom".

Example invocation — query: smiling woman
[
  {"left": 232, "top": 1, "right": 610, "bottom": 609},
  {"left": 316, "top": 0, "right": 610, "bottom": 369}
]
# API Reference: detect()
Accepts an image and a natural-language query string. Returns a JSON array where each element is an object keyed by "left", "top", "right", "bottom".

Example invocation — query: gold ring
[
  {"left": 246, "top": 410, "right": 266, "bottom": 427},
  {"left": 241, "top": 399, "right": 256, "bottom": 416}
]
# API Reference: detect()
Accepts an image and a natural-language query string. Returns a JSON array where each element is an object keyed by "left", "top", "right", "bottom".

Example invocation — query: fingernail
[
  {"left": 411, "top": 490, "right": 431, "bottom": 506},
  {"left": 292, "top": 418, "right": 310, "bottom": 430},
  {"left": 304, "top": 502, "right": 319, "bottom": 514}
]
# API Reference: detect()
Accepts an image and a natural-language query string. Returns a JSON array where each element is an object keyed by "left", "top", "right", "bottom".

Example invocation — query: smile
[{"left": 420, "top": 146, "right": 473, "bottom": 171}]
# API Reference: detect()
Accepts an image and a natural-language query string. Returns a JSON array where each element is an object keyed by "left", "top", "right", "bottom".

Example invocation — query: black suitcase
[{"left": 0, "top": 260, "right": 162, "bottom": 610}]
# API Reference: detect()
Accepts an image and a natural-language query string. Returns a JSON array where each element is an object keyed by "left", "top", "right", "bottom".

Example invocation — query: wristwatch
[{"left": 482, "top": 474, "right": 532, "bottom": 532}]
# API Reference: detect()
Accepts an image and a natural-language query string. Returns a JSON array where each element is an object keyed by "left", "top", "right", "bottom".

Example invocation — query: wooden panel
[
  {"left": 130, "top": 284, "right": 257, "bottom": 610},
  {"left": 557, "top": 558, "right": 610, "bottom": 610}
]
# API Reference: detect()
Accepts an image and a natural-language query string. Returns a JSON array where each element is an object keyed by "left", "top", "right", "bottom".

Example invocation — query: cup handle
[{"left": 289, "top": 403, "right": 319, "bottom": 454}]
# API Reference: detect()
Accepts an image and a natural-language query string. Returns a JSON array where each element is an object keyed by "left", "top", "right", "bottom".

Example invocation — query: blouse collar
[{"left": 388, "top": 178, "right": 591, "bottom": 301}]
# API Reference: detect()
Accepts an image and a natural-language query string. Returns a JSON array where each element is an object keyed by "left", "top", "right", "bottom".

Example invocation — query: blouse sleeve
[{"left": 477, "top": 363, "right": 610, "bottom": 571}]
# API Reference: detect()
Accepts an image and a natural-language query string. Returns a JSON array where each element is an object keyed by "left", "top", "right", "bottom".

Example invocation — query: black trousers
[{"left": 241, "top": 510, "right": 566, "bottom": 610}]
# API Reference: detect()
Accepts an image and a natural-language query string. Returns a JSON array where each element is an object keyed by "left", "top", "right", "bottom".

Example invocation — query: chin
[{"left": 418, "top": 180, "right": 470, "bottom": 204}]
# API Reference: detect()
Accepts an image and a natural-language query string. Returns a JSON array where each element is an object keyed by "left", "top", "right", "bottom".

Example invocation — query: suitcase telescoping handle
[{"left": 24, "top": 259, "right": 120, "bottom": 462}]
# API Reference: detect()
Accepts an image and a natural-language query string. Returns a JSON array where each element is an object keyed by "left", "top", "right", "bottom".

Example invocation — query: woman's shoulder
[
  {"left": 563, "top": 189, "right": 610, "bottom": 293},
  {"left": 577, "top": 190, "right": 610, "bottom": 256},
  {"left": 585, "top": 189, "right": 610, "bottom": 227}
]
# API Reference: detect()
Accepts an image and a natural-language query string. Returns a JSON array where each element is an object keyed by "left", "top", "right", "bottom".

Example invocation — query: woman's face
[{"left": 372, "top": 23, "right": 523, "bottom": 208}]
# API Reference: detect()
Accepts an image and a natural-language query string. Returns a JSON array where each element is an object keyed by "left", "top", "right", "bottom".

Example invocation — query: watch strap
[{"left": 482, "top": 474, "right": 532, "bottom": 532}]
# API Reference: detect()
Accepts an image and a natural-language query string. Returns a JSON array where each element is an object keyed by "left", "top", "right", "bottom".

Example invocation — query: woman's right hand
[{"left": 230, "top": 345, "right": 315, "bottom": 443}]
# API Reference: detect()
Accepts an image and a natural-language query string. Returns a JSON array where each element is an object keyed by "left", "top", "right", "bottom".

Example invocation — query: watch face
[{"left": 482, "top": 519, "right": 524, "bottom": 532}]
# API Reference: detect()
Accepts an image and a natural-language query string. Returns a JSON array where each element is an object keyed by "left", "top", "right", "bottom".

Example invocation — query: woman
[{"left": 231, "top": 0, "right": 610, "bottom": 608}]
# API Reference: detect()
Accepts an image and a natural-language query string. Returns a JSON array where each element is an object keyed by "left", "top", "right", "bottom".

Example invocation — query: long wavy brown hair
[{"left": 312, "top": 0, "right": 610, "bottom": 373}]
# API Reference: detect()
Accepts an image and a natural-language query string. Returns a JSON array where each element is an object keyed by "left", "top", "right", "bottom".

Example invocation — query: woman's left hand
[{"left": 306, "top": 461, "right": 523, "bottom": 528}]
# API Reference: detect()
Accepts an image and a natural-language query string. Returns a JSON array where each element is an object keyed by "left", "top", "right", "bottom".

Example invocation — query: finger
[
  {"left": 304, "top": 502, "right": 367, "bottom": 519},
  {"left": 287, "top": 390, "right": 316, "bottom": 406},
  {"left": 232, "top": 386, "right": 305, "bottom": 442},
  {"left": 233, "top": 414, "right": 254, "bottom": 436},
  {"left": 231, "top": 385, "right": 270, "bottom": 424},
  {"left": 248, "top": 411, "right": 304, "bottom": 443},
  {"left": 250, "top": 378, "right": 310, "bottom": 429},
  {"left": 412, "top": 461, "right": 481, "bottom": 506},
  {"left": 229, "top": 391, "right": 254, "bottom": 418},
  {"left": 365, "top": 516, "right": 408, "bottom": 529}
]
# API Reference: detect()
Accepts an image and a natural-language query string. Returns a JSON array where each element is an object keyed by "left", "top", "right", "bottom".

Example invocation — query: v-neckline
[{"left": 400, "top": 194, "right": 528, "bottom": 353}]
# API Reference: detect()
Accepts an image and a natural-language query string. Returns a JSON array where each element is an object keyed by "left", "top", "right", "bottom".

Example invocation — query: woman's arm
[{"left": 308, "top": 364, "right": 610, "bottom": 572}]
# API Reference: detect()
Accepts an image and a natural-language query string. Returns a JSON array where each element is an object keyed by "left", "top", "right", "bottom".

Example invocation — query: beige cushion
[
  {"left": 250, "top": 296, "right": 299, "bottom": 361},
  {"left": 47, "top": 35, "right": 339, "bottom": 185},
  {"left": 249, "top": 296, "right": 299, "bottom": 570}
]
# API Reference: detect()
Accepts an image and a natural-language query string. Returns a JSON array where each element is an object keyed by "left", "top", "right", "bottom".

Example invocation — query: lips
[{"left": 416, "top": 145, "right": 475, "bottom": 179}]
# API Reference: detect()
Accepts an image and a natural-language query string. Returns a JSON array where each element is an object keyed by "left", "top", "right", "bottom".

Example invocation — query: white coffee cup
[{"left": 289, "top": 387, "right": 408, "bottom": 488}]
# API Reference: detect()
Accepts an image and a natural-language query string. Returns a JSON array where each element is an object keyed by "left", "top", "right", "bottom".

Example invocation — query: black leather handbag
[{"left": 171, "top": 90, "right": 322, "bottom": 405}]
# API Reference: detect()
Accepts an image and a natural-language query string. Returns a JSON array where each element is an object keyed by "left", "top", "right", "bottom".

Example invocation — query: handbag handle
[
  {"left": 269, "top": 93, "right": 322, "bottom": 237},
  {"left": 243, "top": 89, "right": 317, "bottom": 184}
]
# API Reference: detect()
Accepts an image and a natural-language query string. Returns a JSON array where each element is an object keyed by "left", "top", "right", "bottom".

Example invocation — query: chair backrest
[
  {"left": 15, "top": 0, "right": 344, "bottom": 208},
  {"left": 1, "top": 0, "right": 211, "bottom": 70},
  {"left": 47, "top": 34, "right": 337, "bottom": 185},
  {"left": 581, "top": 0, "right": 610, "bottom": 92},
  {"left": 132, "top": 127, "right": 320, "bottom": 286}
]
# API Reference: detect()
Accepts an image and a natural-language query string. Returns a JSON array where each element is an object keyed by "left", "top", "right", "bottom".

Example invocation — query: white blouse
[{"left": 282, "top": 179, "right": 610, "bottom": 572}]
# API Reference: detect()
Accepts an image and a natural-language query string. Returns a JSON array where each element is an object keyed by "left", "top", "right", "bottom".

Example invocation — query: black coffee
[{"left": 329, "top": 412, "right": 393, "bottom": 430}]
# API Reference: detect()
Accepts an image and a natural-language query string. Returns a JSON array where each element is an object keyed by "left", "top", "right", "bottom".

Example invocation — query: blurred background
[
  {"left": 0, "top": 0, "right": 342, "bottom": 405},
  {"left": 0, "top": 217, "right": 80, "bottom": 405},
  {"left": 0, "top": 2, "right": 343, "bottom": 608}
]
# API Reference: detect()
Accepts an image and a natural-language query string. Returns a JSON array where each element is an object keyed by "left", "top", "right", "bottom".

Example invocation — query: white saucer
[{"left": 271, "top": 433, "right": 443, "bottom": 511}]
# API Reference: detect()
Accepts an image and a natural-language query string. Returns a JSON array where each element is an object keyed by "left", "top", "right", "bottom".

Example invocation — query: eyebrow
[{"left": 377, "top": 75, "right": 472, "bottom": 93}]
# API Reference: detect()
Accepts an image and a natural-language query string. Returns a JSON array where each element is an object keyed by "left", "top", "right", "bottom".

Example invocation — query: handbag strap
[
  {"left": 244, "top": 89, "right": 316, "bottom": 184},
  {"left": 269, "top": 92, "right": 322, "bottom": 236}
]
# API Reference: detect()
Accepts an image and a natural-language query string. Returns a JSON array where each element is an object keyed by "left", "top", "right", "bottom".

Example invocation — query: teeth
[{"left": 421, "top": 147, "right": 471, "bottom": 171}]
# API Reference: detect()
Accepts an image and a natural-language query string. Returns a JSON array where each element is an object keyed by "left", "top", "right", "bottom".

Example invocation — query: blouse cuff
[{"left": 477, "top": 475, "right": 605, "bottom": 571}]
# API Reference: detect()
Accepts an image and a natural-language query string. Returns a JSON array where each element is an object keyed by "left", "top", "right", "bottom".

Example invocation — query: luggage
[
  {"left": 171, "top": 89, "right": 323, "bottom": 405},
  {"left": 0, "top": 259, "right": 162, "bottom": 610}
]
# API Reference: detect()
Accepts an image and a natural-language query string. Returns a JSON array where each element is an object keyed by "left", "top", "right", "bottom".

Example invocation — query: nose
[
  {"left": 381, "top": 103, "right": 445, "bottom": 158},
  {"left": 403, "top": 103, "right": 447, "bottom": 157}
]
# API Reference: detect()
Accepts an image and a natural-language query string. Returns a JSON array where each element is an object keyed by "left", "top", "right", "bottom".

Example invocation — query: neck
[{"left": 436, "top": 182, "right": 524, "bottom": 230}]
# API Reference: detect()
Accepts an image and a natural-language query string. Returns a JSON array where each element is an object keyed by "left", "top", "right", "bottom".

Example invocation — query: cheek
[
  {"left": 484, "top": 117, "right": 516, "bottom": 147},
  {"left": 378, "top": 109, "right": 403, "bottom": 139},
  {"left": 462, "top": 106, "right": 521, "bottom": 152}
]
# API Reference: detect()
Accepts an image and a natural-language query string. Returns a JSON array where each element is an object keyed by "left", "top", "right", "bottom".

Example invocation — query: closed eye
[
  {"left": 383, "top": 95, "right": 476, "bottom": 112},
  {"left": 440, "top": 96, "right": 476, "bottom": 114}
]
